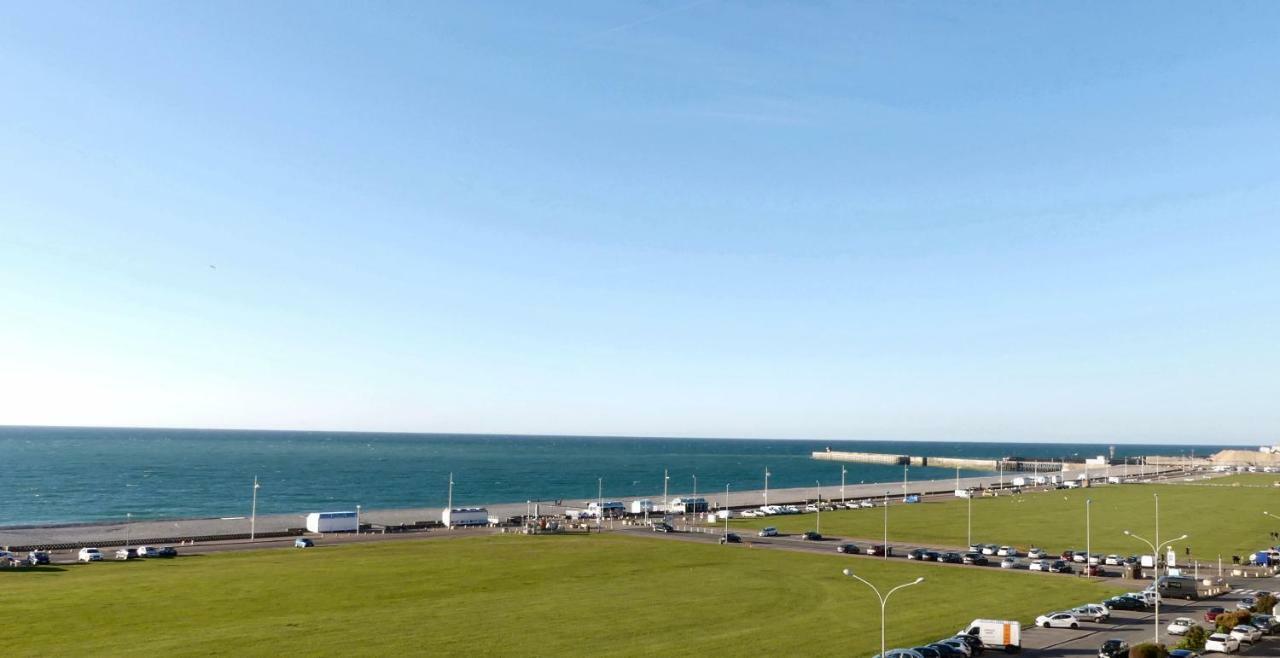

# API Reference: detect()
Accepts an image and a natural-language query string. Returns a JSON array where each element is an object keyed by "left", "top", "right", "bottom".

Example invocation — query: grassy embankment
[
  {"left": 2, "top": 533, "right": 1121, "bottom": 656},
  {"left": 727, "top": 481, "right": 1280, "bottom": 559}
]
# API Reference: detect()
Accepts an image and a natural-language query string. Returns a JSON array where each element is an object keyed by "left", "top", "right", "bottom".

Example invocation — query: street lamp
[
  {"left": 1124, "top": 530, "right": 1188, "bottom": 646},
  {"left": 250, "top": 476, "right": 260, "bottom": 541},
  {"left": 815, "top": 480, "right": 822, "bottom": 534},
  {"left": 841, "top": 465, "right": 847, "bottom": 506},
  {"left": 764, "top": 467, "right": 771, "bottom": 507},
  {"left": 724, "top": 483, "right": 731, "bottom": 539},
  {"left": 967, "top": 489, "right": 973, "bottom": 548},
  {"left": 356, "top": 504, "right": 361, "bottom": 536},
  {"left": 1085, "top": 499, "right": 1092, "bottom": 576},
  {"left": 842, "top": 568, "right": 925, "bottom": 658},
  {"left": 883, "top": 491, "right": 890, "bottom": 559},
  {"left": 692, "top": 474, "right": 698, "bottom": 522},
  {"left": 125, "top": 512, "right": 131, "bottom": 548}
]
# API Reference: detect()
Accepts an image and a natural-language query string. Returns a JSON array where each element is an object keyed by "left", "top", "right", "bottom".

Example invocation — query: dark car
[
  {"left": 719, "top": 533, "right": 741, "bottom": 544},
  {"left": 1106, "top": 597, "right": 1148, "bottom": 612},
  {"left": 911, "top": 647, "right": 942, "bottom": 658},
  {"left": 1082, "top": 564, "right": 1103, "bottom": 577},
  {"left": 1048, "top": 560, "right": 1072, "bottom": 573},
  {"left": 923, "top": 551, "right": 942, "bottom": 561},
  {"left": 652, "top": 523, "right": 674, "bottom": 533},
  {"left": 951, "top": 634, "right": 985, "bottom": 655},
  {"left": 940, "top": 552, "right": 963, "bottom": 564},
  {"left": 1061, "top": 550, "right": 1076, "bottom": 560},
  {"left": 158, "top": 546, "right": 178, "bottom": 557},
  {"left": 962, "top": 552, "right": 988, "bottom": 565},
  {"left": 908, "top": 548, "right": 929, "bottom": 560},
  {"left": 866, "top": 545, "right": 893, "bottom": 556},
  {"left": 294, "top": 537, "right": 314, "bottom": 548},
  {"left": 837, "top": 544, "right": 860, "bottom": 554},
  {"left": 929, "top": 642, "right": 964, "bottom": 657},
  {"left": 1204, "top": 607, "right": 1226, "bottom": 622},
  {"left": 1099, "top": 639, "right": 1130, "bottom": 658},
  {"left": 1168, "top": 650, "right": 1200, "bottom": 658},
  {"left": 27, "top": 550, "right": 50, "bottom": 565},
  {"left": 801, "top": 531, "right": 823, "bottom": 541}
]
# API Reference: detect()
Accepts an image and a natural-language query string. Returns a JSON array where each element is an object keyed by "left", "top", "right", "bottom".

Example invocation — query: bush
[
  {"left": 1254, "top": 592, "right": 1277, "bottom": 613},
  {"left": 1177, "top": 625, "right": 1209, "bottom": 650},
  {"left": 1129, "top": 643, "right": 1169, "bottom": 658},
  {"left": 1215, "top": 610, "right": 1252, "bottom": 632}
]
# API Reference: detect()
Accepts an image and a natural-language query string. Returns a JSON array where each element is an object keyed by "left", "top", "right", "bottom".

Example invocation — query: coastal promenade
[{"left": 0, "top": 463, "right": 1181, "bottom": 548}]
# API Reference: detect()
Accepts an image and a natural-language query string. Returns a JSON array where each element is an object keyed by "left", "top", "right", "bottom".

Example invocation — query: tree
[
  {"left": 1177, "top": 625, "right": 1209, "bottom": 651},
  {"left": 1253, "top": 592, "right": 1277, "bottom": 614},
  {"left": 1129, "top": 643, "right": 1169, "bottom": 658},
  {"left": 1215, "top": 610, "right": 1252, "bottom": 633}
]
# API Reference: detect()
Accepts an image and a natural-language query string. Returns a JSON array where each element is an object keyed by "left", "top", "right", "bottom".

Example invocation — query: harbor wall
[{"left": 812, "top": 450, "right": 907, "bottom": 465}]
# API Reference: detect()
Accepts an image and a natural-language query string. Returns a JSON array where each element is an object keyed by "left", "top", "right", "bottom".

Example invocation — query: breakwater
[{"left": 813, "top": 450, "right": 1065, "bottom": 472}]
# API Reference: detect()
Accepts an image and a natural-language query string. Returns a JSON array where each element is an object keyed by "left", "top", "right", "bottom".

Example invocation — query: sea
[{"left": 0, "top": 426, "right": 1241, "bottom": 527}]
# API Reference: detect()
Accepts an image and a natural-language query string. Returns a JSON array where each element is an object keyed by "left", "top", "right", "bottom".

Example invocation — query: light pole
[
  {"left": 967, "top": 490, "right": 973, "bottom": 548},
  {"left": 597, "top": 477, "right": 603, "bottom": 532},
  {"left": 250, "top": 476, "right": 260, "bottom": 541},
  {"left": 126, "top": 512, "right": 131, "bottom": 548},
  {"left": 764, "top": 467, "right": 771, "bottom": 507},
  {"left": 724, "top": 483, "right": 731, "bottom": 539},
  {"left": 955, "top": 466, "right": 961, "bottom": 490},
  {"left": 1085, "top": 498, "right": 1092, "bottom": 575},
  {"left": 692, "top": 474, "right": 698, "bottom": 523},
  {"left": 842, "top": 568, "right": 925, "bottom": 658},
  {"left": 841, "top": 465, "right": 847, "bottom": 505},
  {"left": 1124, "top": 530, "right": 1188, "bottom": 646},
  {"left": 356, "top": 504, "right": 361, "bottom": 535},
  {"left": 883, "top": 491, "right": 889, "bottom": 559},
  {"left": 815, "top": 480, "right": 822, "bottom": 534},
  {"left": 663, "top": 469, "right": 669, "bottom": 514},
  {"left": 902, "top": 464, "right": 908, "bottom": 500}
]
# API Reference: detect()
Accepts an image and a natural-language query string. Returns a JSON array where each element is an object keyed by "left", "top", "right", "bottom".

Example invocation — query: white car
[
  {"left": 1027, "top": 547, "right": 1047, "bottom": 559},
  {"left": 1028, "top": 559, "right": 1048, "bottom": 571},
  {"left": 997, "top": 546, "right": 1018, "bottom": 557},
  {"left": 981, "top": 545, "right": 999, "bottom": 555},
  {"left": 1104, "top": 554, "right": 1123, "bottom": 566},
  {"left": 935, "top": 638, "right": 972, "bottom": 656},
  {"left": 1167, "top": 617, "right": 1196, "bottom": 635},
  {"left": 136, "top": 545, "right": 159, "bottom": 558},
  {"left": 1000, "top": 557, "right": 1019, "bottom": 569},
  {"left": 1229, "top": 625, "right": 1262, "bottom": 644},
  {"left": 804, "top": 504, "right": 819, "bottom": 513},
  {"left": 860, "top": 500, "right": 876, "bottom": 508},
  {"left": 77, "top": 547, "right": 103, "bottom": 562},
  {"left": 1205, "top": 632, "right": 1240, "bottom": 653},
  {"left": 758, "top": 527, "right": 778, "bottom": 537},
  {"left": 1035, "top": 612, "right": 1080, "bottom": 629},
  {"left": 1071, "top": 604, "right": 1109, "bottom": 622},
  {"left": 114, "top": 548, "right": 133, "bottom": 561}
]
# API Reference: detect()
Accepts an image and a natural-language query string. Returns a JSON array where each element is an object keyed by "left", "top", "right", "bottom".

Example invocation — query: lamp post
[
  {"left": 764, "top": 467, "right": 770, "bottom": 507},
  {"left": 842, "top": 568, "right": 925, "bottom": 658},
  {"left": 815, "top": 480, "right": 822, "bottom": 534},
  {"left": 955, "top": 466, "right": 961, "bottom": 490},
  {"left": 1085, "top": 498, "right": 1092, "bottom": 575},
  {"left": 1124, "top": 530, "right": 1188, "bottom": 645},
  {"left": 883, "top": 491, "right": 890, "bottom": 559},
  {"left": 692, "top": 474, "right": 698, "bottom": 523},
  {"left": 724, "top": 484, "right": 731, "bottom": 539},
  {"left": 902, "top": 464, "right": 909, "bottom": 500},
  {"left": 663, "top": 469, "right": 669, "bottom": 514},
  {"left": 967, "top": 489, "right": 973, "bottom": 548},
  {"left": 250, "top": 476, "right": 260, "bottom": 541},
  {"left": 356, "top": 504, "right": 361, "bottom": 536},
  {"left": 841, "top": 465, "right": 847, "bottom": 506},
  {"left": 125, "top": 512, "right": 131, "bottom": 548},
  {"left": 597, "top": 477, "right": 603, "bottom": 532}
]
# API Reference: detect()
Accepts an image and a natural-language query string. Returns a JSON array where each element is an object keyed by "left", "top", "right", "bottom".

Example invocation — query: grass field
[
  {"left": 1203, "top": 473, "right": 1280, "bottom": 487},
  {"left": 1, "top": 533, "right": 1121, "bottom": 656},
  {"left": 727, "top": 481, "right": 1280, "bottom": 560}
]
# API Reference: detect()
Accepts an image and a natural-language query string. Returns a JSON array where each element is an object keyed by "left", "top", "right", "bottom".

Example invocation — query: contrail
[{"left": 585, "top": 0, "right": 714, "bottom": 40}]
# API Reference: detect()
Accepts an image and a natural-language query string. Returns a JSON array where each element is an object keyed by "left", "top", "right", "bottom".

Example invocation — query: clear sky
[{"left": 1, "top": 2, "right": 1277, "bottom": 443}]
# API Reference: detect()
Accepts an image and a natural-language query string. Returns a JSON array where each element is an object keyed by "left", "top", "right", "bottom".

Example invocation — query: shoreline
[{"left": 0, "top": 463, "right": 1183, "bottom": 548}]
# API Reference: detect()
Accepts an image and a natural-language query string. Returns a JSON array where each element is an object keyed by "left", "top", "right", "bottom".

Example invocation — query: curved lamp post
[
  {"left": 842, "top": 568, "right": 924, "bottom": 658},
  {"left": 1123, "top": 530, "right": 1188, "bottom": 646}
]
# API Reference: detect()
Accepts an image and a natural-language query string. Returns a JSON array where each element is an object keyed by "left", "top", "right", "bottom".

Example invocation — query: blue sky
[{"left": 1, "top": 2, "right": 1277, "bottom": 443}]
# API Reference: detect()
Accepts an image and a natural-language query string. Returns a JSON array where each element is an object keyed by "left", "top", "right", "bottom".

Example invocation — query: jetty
[{"left": 812, "top": 449, "right": 1065, "bottom": 472}]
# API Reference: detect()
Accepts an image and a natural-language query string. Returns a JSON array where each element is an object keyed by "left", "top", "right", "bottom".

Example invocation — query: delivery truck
[{"left": 961, "top": 619, "right": 1021, "bottom": 653}]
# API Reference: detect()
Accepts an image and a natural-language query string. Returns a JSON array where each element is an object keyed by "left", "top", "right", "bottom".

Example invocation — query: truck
[
  {"left": 1154, "top": 575, "right": 1213, "bottom": 600},
  {"left": 305, "top": 511, "right": 358, "bottom": 533},
  {"left": 1011, "top": 477, "right": 1028, "bottom": 487},
  {"left": 629, "top": 499, "right": 656, "bottom": 515},
  {"left": 586, "top": 501, "right": 627, "bottom": 518},
  {"left": 961, "top": 619, "right": 1021, "bottom": 653}
]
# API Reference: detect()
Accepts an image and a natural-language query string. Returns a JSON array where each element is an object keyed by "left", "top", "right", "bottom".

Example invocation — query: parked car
[
  {"left": 859, "top": 500, "right": 876, "bottom": 508},
  {"left": 114, "top": 548, "right": 136, "bottom": 560},
  {"left": 1204, "top": 607, "right": 1226, "bottom": 622},
  {"left": 948, "top": 634, "right": 985, "bottom": 655},
  {"left": 1035, "top": 612, "right": 1080, "bottom": 629},
  {"left": 1105, "top": 597, "right": 1148, "bottom": 612},
  {"left": 980, "top": 545, "right": 999, "bottom": 556},
  {"left": 837, "top": 544, "right": 860, "bottom": 554},
  {"left": 940, "top": 552, "right": 963, "bottom": 564},
  {"left": 997, "top": 546, "right": 1018, "bottom": 557},
  {"left": 1104, "top": 554, "right": 1123, "bottom": 566},
  {"left": 934, "top": 638, "right": 973, "bottom": 657},
  {"left": 719, "top": 533, "right": 741, "bottom": 544},
  {"left": 962, "top": 553, "right": 988, "bottom": 565},
  {"left": 910, "top": 648, "right": 941, "bottom": 658},
  {"left": 1000, "top": 558, "right": 1018, "bottom": 569},
  {"left": 1027, "top": 547, "right": 1047, "bottom": 559},
  {"left": 158, "top": 546, "right": 178, "bottom": 557},
  {"left": 801, "top": 531, "right": 823, "bottom": 541},
  {"left": 1237, "top": 597, "right": 1255, "bottom": 611},
  {"left": 866, "top": 544, "right": 893, "bottom": 556},
  {"left": 928, "top": 642, "right": 964, "bottom": 657},
  {"left": 874, "top": 650, "right": 924, "bottom": 658},
  {"left": 77, "top": 547, "right": 103, "bottom": 562},
  {"left": 908, "top": 548, "right": 929, "bottom": 560},
  {"left": 1167, "top": 617, "right": 1196, "bottom": 635},
  {"left": 1204, "top": 633, "right": 1240, "bottom": 653},
  {"left": 1229, "top": 625, "right": 1262, "bottom": 644},
  {"left": 136, "top": 546, "right": 159, "bottom": 558},
  {"left": 1048, "top": 560, "right": 1072, "bottom": 573},
  {"left": 26, "top": 550, "right": 50, "bottom": 565},
  {"left": 758, "top": 527, "right": 778, "bottom": 537},
  {"left": 1250, "top": 614, "right": 1278, "bottom": 634},
  {"left": 653, "top": 523, "right": 674, "bottom": 533},
  {"left": 1081, "top": 564, "right": 1103, "bottom": 577},
  {"left": 294, "top": 537, "right": 314, "bottom": 548},
  {"left": 1168, "top": 650, "right": 1201, "bottom": 658},
  {"left": 1072, "top": 604, "right": 1109, "bottom": 623},
  {"left": 1028, "top": 559, "right": 1048, "bottom": 571},
  {"left": 923, "top": 551, "right": 941, "bottom": 562},
  {"left": 1098, "top": 639, "right": 1129, "bottom": 658}
]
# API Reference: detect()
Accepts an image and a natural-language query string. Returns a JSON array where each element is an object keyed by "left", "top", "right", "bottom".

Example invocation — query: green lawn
[
  {"left": 1202, "top": 473, "right": 1280, "bottom": 487},
  {"left": 727, "top": 481, "right": 1280, "bottom": 561},
  {"left": 1, "top": 533, "right": 1121, "bottom": 657}
]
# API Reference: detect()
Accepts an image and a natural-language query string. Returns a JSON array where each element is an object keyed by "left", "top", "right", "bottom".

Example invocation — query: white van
[{"left": 960, "top": 619, "right": 1021, "bottom": 653}]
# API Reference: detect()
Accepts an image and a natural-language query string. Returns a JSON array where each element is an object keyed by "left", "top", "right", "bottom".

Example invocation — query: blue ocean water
[{"left": 0, "top": 426, "right": 1237, "bottom": 526}]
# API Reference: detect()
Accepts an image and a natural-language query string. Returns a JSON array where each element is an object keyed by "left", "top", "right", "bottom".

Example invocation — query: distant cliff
[{"left": 1211, "top": 449, "right": 1280, "bottom": 465}]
